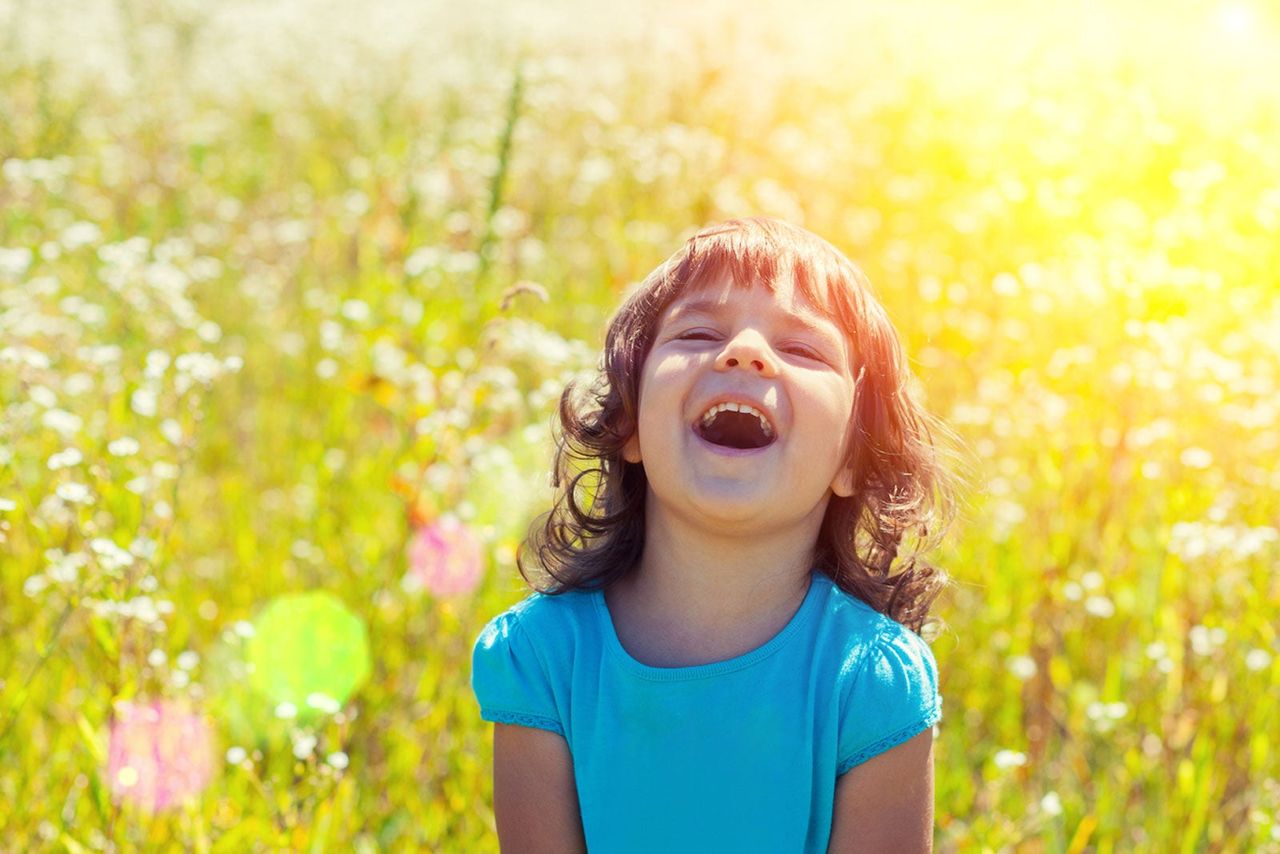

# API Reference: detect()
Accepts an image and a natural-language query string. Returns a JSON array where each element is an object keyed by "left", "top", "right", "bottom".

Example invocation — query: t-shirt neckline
[{"left": 593, "top": 569, "right": 828, "bottom": 682}]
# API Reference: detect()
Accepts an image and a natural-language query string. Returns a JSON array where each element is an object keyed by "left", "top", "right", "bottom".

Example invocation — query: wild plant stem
[{"left": 474, "top": 57, "right": 525, "bottom": 290}]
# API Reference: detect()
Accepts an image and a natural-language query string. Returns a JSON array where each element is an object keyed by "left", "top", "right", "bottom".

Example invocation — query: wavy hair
[{"left": 515, "top": 217, "right": 966, "bottom": 635}]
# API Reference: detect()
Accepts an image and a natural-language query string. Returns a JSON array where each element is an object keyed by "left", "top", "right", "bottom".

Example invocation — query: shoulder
[
  {"left": 474, "top": 587, "right": 596, "bottom": 657},
  {"left": 810, "top": 575, "right": 943, "bottom": 774},
  {"left": 843, "top": 618, "right": 940, "bottom": 708},
  {"left": 811, "top": 574, "right": 921, "bottom": 678},
  {"left": 471, "top": 588, "right": 598, "bottom": 738}
]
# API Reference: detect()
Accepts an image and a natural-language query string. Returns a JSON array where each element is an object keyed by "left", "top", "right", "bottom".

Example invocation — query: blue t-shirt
[{"left": 470, "top": 569, "right": 943, "bottom": 853}]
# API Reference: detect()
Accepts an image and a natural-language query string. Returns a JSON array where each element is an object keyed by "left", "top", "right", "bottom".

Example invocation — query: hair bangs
[{"left": 654, "top": 219, "right": 868, "bottom": 349}]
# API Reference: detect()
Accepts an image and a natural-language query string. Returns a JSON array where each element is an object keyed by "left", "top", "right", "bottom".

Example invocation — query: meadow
[{"left": 1, "top": 0, "right": 1278, "bottom": 850}]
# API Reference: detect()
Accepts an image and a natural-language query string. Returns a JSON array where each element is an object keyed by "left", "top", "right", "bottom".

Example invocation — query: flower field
[{"left": 1, "top": 0, "right": 1278, "bottom": 850}]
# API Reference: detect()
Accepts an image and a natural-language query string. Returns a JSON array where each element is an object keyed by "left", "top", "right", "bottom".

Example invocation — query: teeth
[{"left": 698, "top": 402, "right": 775, "bottom": 439}]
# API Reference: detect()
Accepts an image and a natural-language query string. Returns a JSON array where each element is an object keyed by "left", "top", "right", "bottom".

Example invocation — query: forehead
[{"left": 661, "top": 273, "right": 839, "bottom": 332}]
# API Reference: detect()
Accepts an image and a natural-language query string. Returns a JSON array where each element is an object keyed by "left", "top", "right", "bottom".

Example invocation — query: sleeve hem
[
  {"left": 835, "top": 702, "right": 941, "bottom": 777},
  {"left": 481, "top": 708, "right": 565, "bottom": 737}
]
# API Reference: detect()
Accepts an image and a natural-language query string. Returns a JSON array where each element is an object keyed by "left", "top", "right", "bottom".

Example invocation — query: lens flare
[
  {"left": 405, "top": 515, "right": 484, "bottom": 597},
  {"left": 245, "top": 591, "right": 371, "bottom": 724},
  {"left": 106, "top": 699, "right": 216, "bottom": 812}
]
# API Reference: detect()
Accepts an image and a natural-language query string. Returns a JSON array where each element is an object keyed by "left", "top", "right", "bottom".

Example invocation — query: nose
[{"left": 714, "top": 329, "right": 778, "bottom": 377}]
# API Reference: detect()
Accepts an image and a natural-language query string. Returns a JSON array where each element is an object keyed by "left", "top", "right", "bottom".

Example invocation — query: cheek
[
  {"left": 793, "top": 387, "right": 855, "bottom": 454},
  {"left": 648, "top": 351, "right": 694, "bottom": 381},
  {"left": 642, "top": 355, "right": 692, "bottom": 402},
  {"left": 636, "top": 358, "right": 685, "bottom": 432}
]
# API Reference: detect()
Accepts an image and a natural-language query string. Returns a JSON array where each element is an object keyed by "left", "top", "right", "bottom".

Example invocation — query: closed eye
[
  {"left": 677, "top": 332, "right": 826, "bottom": 362},
  {"left": 783, "top": 345, "right": 823, "bottom": 360}
]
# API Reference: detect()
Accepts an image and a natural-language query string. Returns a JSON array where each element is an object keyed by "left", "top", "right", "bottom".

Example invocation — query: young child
[{"left": 472, "top": 217, "right": 960, "bottom": 852}]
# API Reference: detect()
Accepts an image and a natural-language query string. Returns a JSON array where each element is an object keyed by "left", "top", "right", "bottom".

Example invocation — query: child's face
[{"left": 622, "top": 273, "right": 858, "bottom": 532}]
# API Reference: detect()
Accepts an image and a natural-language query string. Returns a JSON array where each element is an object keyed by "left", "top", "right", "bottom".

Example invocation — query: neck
[{"left": 607, "top": 494, "right": 829, "bottom": 664}]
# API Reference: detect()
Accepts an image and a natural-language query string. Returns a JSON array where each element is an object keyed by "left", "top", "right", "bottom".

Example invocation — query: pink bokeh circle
[
  {"left": 406, "top": 515, "right": 485, "bottom": 597},
  {"left": 107, "top": 699, "right": 216, "bottom": 812}
]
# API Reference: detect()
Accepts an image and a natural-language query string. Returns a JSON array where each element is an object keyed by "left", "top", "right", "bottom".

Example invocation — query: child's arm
[
  {"left": 827, "top": 729, "right": 935, "bottom": 853},
  {"left": 493, "top": 722, "right": 588, "bottom": 853}
]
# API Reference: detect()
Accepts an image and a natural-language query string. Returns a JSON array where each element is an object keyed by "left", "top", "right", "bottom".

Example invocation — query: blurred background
[{"left": 2, "top": 0, "right": 1278, "bottom": 849}]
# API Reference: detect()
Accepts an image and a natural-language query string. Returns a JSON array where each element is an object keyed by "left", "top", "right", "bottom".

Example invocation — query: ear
[
  {"left": 830, "top": 414, "right": 858, "bottom": 498},
  {"left": 830, "top": 461, "right": 855, "bottom": 498},
  {"left": 622, "top": 420, "right": 642, "bottom": 463}
]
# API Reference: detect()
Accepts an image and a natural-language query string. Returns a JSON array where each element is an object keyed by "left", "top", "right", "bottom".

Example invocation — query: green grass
[{"left": 1, "top": 0, "right": 1278, "bottom": 850}]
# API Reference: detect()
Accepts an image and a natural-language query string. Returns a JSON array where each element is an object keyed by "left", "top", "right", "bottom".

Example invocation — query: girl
[{"left": 472, "top": 217, "right": 962, "bottom": 853}]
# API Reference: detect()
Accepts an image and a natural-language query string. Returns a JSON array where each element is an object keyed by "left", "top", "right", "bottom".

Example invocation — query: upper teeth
[{"left": 699, "top": 402, "right": 775, "bottom": 438}]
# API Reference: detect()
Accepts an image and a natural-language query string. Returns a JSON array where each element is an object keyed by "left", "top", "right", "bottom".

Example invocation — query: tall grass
[{"left": 1, "top": 0, "right": 1278, "bottom": 849}]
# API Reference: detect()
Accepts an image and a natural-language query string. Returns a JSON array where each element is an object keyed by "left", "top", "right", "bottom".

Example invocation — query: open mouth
[{"left": 692, "top": 405, "right": 777, "bottom": 450}]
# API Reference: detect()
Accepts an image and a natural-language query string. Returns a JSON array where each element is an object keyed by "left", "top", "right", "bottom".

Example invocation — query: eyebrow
[{"left": 663, "top": 298, "right": 844, "bottom": 351}]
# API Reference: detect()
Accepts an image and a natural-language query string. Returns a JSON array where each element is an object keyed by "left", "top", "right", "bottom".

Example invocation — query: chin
[{"left": 682, "top": 491, "right": 783, "bottom": 528}]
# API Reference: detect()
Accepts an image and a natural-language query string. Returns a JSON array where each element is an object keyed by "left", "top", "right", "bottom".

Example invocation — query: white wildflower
[
  {"left": 47, "top": 448, "right": 83, "bottom": 470},
  {"left": 129, "top": 536, "right": 157, "bottom": 560},
  {"left": 30, "top": 385, "right": 59, "bottom": 408},
  {"left": 55, "top": 482, "right": 93, "bottom": 505},
  {"left": 1007, "top": 655, "right": 1037, "bottom": 680},
  {"left": 60, "top": 222, "right": 102, "bottom": 251},
  {"left": 64, "top": 372, "right": 95, "bottom": 394},
  {"left": 90, "top": 538, "right": 135, "bottom": 572},
  {"left": 151, "top": 461, "right": 179, "bottom": 480},
  {"left": 1179, "top": 447, "right": 1213, "bottom": 469},
  {"left": 404, "top": 246, "right": 441, "bottom": 277},
  {"left": 196, "top": 320, "right": 222, "bottom": 343},
  {"left": 442, "top": 250, "right": 478, "bottom": 273},
  {"left": 108, "top": 437, "right": 140, "bottom": 457},
  {"left": 1084, "top": 595, "right": 1115, "bottom": 618},
  {"left": 0, "top": 246, "right": 33, "bottom": 278},
  {"left": 341, "top": 299, "right": 370, "bottom": 323},
  {"left": 130, "top": 387, "right": 158, "bottom": 417},
  {"left": 174, "top": 352, "right": 224, "bottom": 387},
  {"left": 993, "top": 749, "right": 1027, "bottom": 770},
  {"left": 292, "top": 734, "right": 317, "bottom": 760},
  {"left": 126, "top": 596, "right": 160, "bottom": 624},
  {"left": 41, "top": 408, "right": 83, "bottom": 437},
  {"left": 1189, "top": 625, "right": 1216, "bottom": 656},
  {"left": 306, "top": 693, "right": 341, "bottom": 715},
  {"left": 1245, "top": 649, "right": 1272, "bottom": 671},
  {"left": 160, "top": 418, "right": 183, "bottom": 445},
  {"left": 144, "top": 350, "right": 171, "bottom": 378}
]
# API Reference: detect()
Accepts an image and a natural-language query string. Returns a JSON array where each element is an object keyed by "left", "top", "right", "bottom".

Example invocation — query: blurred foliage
[{"left": 1, "top": 0, "right": 1279, "bottom": 850}]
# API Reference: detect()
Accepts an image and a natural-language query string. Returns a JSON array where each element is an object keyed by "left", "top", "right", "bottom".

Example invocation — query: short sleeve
[
  {"left": 837, "top": 624, "right": 942, "bottom": 775},
  {"left": 471, "top": 610, "right": 565, "bottom": 737}
]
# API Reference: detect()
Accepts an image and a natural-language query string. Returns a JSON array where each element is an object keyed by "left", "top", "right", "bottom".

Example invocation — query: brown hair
[{"left": 516, "top": 217, "right": 966, "bottom": 635}]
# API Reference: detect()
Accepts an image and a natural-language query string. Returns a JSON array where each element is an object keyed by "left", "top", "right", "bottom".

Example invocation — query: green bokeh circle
[{"left": 245, "top": 591, "right": 371, "bottom": 722}]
